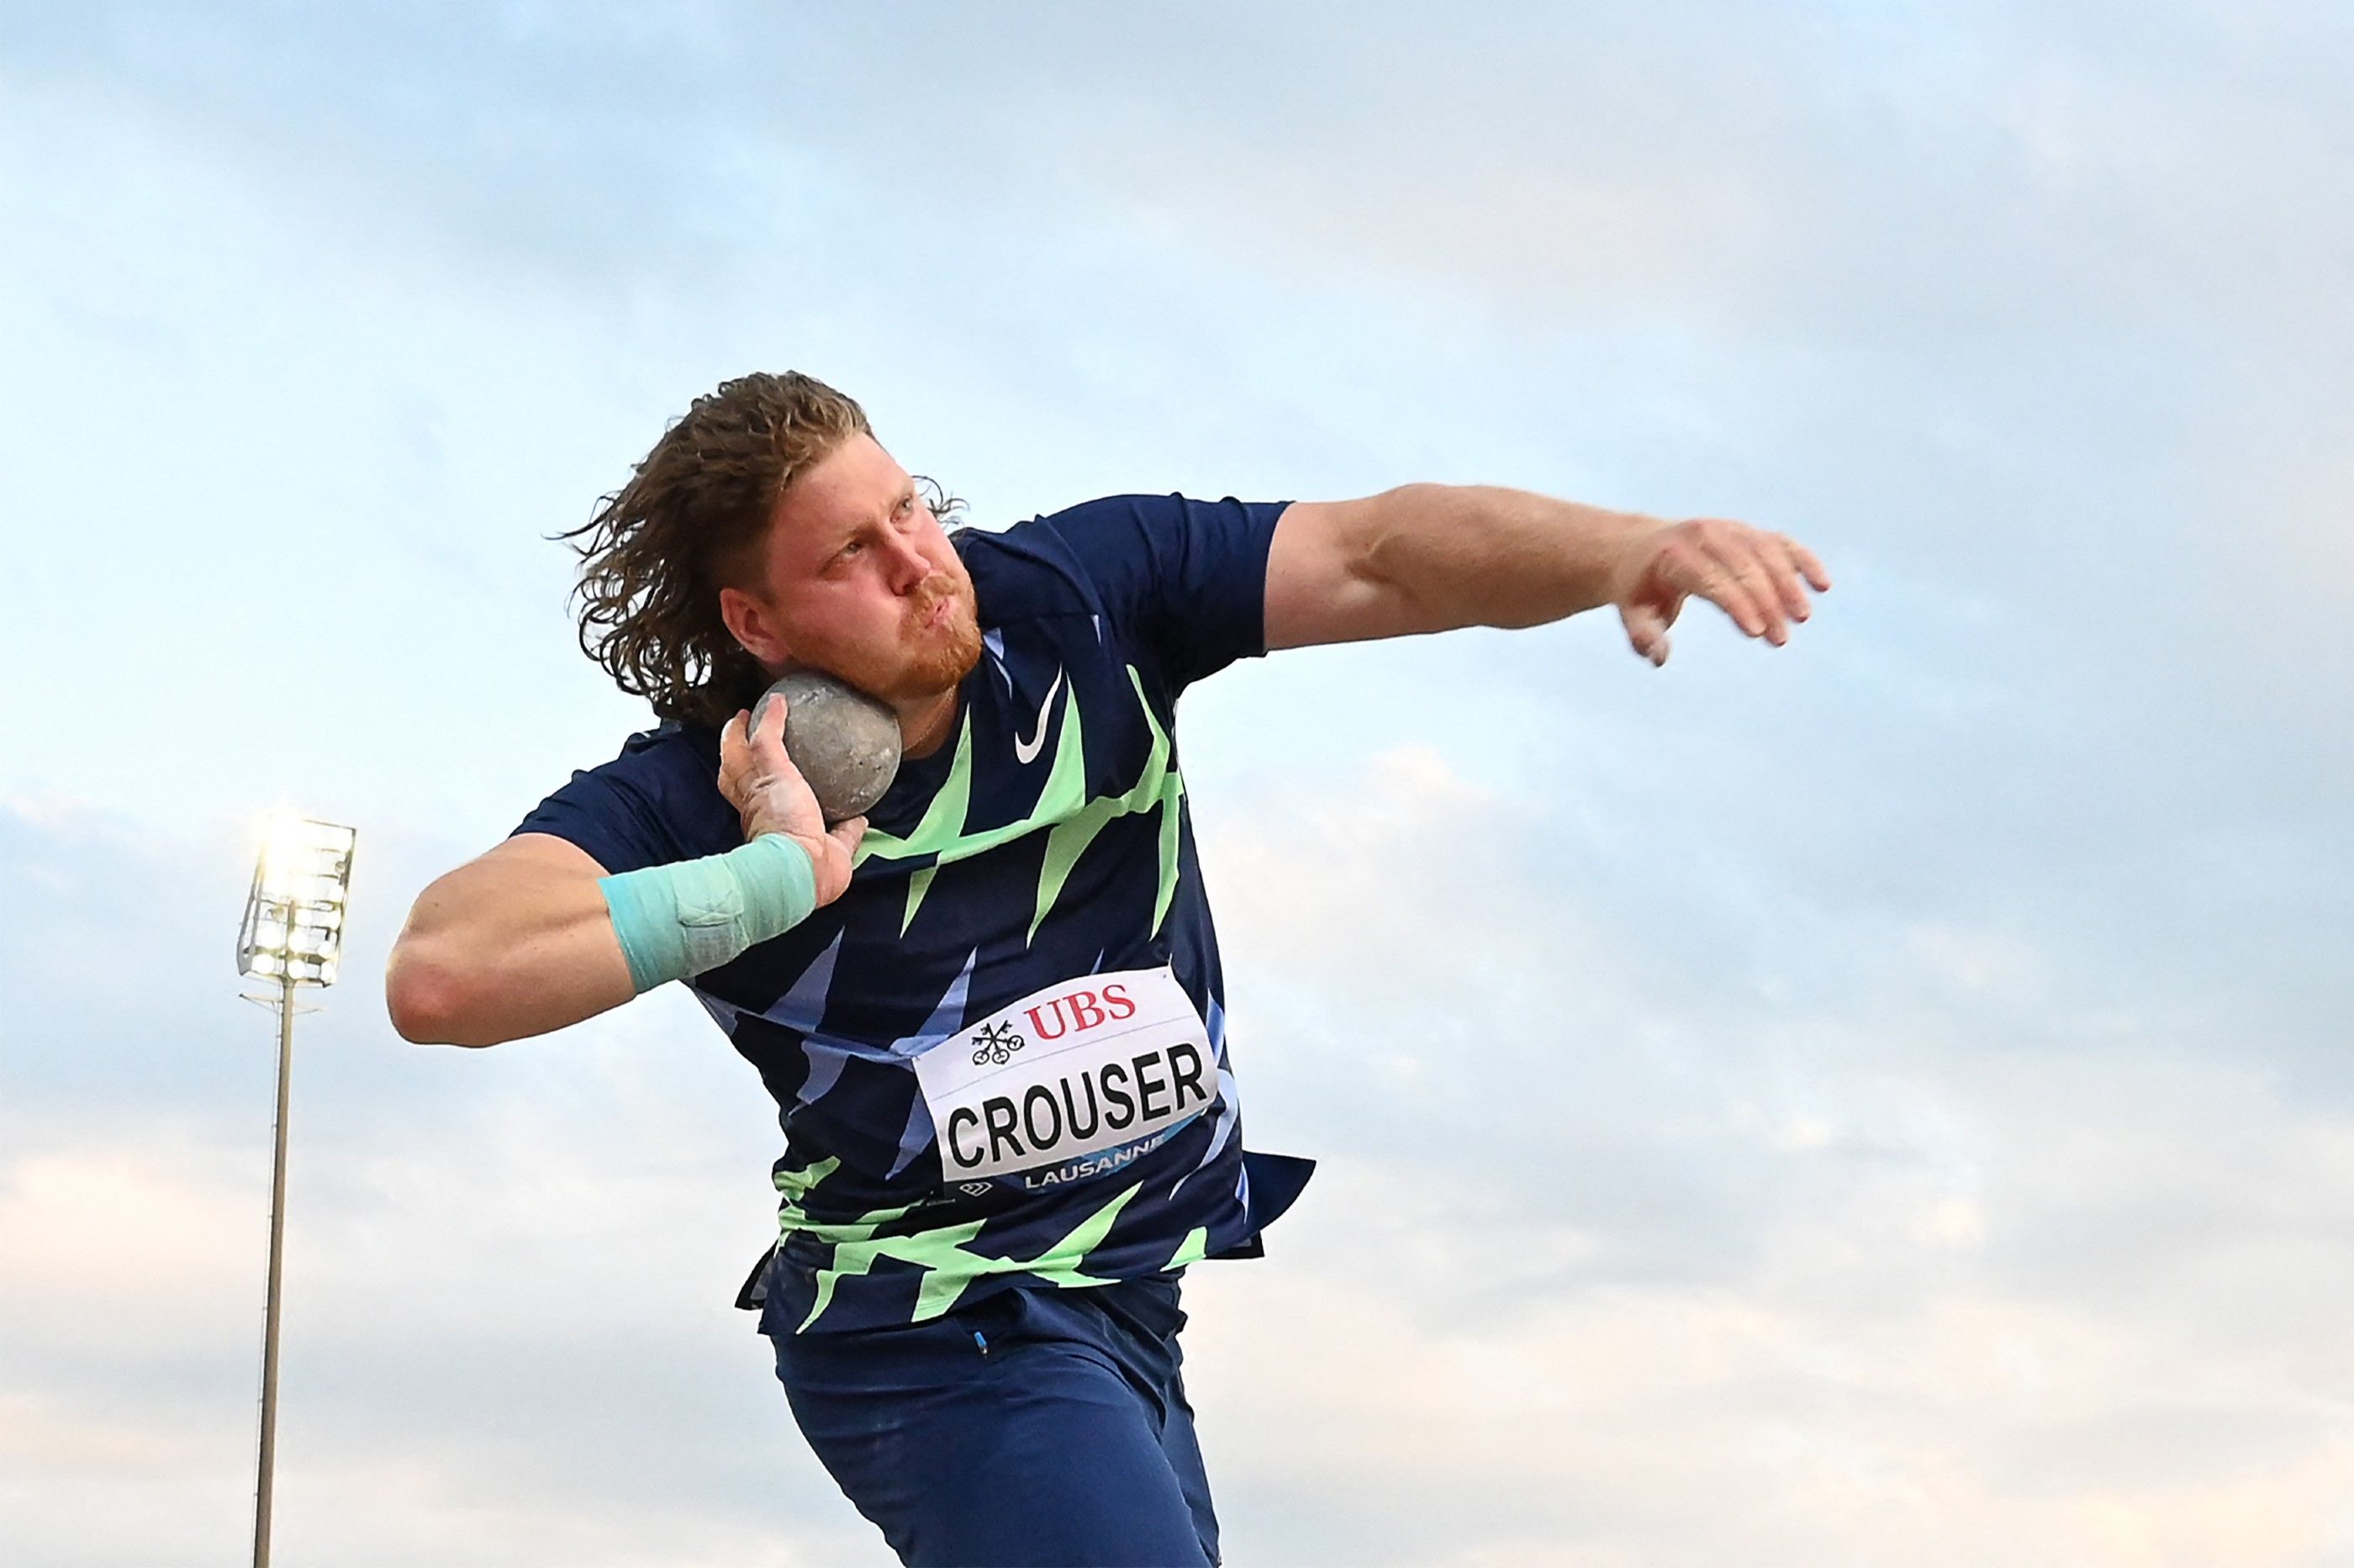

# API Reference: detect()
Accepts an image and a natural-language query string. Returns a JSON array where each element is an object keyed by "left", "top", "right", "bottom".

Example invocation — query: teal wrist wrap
[{"left": 598, "top": 833, "right": 818, "bottom": 993}]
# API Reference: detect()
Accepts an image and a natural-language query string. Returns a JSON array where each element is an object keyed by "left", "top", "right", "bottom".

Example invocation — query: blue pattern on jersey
[{"left": 515, "top": 495, "right": 1314, "bottom": 1332}]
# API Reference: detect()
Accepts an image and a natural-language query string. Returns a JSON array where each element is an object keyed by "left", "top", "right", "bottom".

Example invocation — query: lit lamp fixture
[
  {"left": 239, "top": 817, "right": 357, "bottom": 986},
  {"left": 235, "top": 816, "right": 356, "bottom": 1568}
]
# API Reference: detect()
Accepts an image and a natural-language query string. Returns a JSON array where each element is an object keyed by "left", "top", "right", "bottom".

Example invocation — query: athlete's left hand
[{"left": 1608, "top": 518, "right": 1832, "bottom": 666}]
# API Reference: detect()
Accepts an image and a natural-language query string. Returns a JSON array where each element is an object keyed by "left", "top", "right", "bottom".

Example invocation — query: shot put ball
[{"left": 750, "top": 671, "right": 902, "bottom": 823}]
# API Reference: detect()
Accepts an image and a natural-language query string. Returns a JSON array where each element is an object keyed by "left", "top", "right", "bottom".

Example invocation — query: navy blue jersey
[{"left": 515, "top": 494, "right": 1313, "bottom": 1333}]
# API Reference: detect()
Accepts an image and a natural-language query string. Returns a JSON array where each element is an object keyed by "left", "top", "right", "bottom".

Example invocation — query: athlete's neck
[{"left": 898, "top": 688, "right": 960, "bottom": 760}]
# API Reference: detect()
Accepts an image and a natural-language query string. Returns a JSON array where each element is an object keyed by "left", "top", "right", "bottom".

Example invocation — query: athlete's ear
[{"left": 719, "top": 583, "right": 794, "bottom": 667}]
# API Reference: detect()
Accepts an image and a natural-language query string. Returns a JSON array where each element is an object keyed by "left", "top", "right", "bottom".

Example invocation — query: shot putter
[{"left": 751, "top": 670, "right": 902, "bottom": 823}]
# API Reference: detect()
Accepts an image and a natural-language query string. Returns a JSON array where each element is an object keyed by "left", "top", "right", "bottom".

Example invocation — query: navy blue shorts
[{"left": 771, "top": 1275, "right": 1219, "bottom": 1567}]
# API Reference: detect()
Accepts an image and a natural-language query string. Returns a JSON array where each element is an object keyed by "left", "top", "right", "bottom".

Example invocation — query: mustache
[{"left": 908, "top": 575, "right": 963, "bottom": 620}]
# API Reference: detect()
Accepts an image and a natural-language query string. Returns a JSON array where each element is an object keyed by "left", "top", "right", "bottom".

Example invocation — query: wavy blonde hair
[{"left": 557, "top": 371, "right": 961, "bottom": 727}]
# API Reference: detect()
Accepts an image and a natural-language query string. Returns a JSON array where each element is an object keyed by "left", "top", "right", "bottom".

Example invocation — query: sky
[{"left": 3, "top": 2, "right": 2351, "bottom": 1563}]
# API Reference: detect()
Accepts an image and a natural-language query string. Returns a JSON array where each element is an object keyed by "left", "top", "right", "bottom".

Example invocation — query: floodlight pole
[
  {"left": 236, "top": 816, "right": 353, "bottom": 1566},
  {"left": 252, "top": 969, "right": 296, "bottom": 1568}
]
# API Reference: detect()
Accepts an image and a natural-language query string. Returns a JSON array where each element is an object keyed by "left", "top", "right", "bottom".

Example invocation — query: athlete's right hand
[{"left": 718, "top": 697, "right": 868, "bottom": 907}]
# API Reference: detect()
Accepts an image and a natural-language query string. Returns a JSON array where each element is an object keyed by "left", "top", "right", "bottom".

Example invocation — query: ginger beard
[
  {"left": 800, "top": 563, "right": 984, "bottom": 710},
  {"left": 896, "top": 568, "right": 985, "bottom": 698}
]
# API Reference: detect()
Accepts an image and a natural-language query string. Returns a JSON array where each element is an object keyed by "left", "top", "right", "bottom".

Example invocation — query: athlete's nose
[{"left": 880, "top": 529, "right": 930, "bottom": 594}]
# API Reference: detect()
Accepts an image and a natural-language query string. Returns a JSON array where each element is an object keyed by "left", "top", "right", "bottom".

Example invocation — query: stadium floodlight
[
  {"left": 235, "top": 816, "right": 356, "bottom": 1568},
  {"left": 238, "top": 816, "right": 356, "bottom": 986}
]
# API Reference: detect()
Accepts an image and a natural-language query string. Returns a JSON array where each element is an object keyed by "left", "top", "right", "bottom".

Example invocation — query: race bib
[{"left": 916, "top": 966, "right": 1217, "bottom": 1185}]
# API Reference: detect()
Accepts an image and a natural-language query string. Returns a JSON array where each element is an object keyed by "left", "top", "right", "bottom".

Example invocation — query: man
[{"left": 385, "top": 371, "right": 1828, "bottom": 1566}]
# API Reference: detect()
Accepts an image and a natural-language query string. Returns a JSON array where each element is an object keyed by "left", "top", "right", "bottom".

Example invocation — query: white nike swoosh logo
[{"left": 1013, "top": 667, "right": 1064, "bottom": 764}]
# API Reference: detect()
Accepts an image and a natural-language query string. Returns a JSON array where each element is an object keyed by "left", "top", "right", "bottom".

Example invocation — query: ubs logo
[{"left": 972, "top": 1021, "right": 1027, "bottom": 1067}]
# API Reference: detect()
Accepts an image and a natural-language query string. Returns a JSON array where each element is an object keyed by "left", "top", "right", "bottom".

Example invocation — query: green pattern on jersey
[
  {"left": 1167, "top": 1226, "right": 1211, "bottom": 1270},
  {"left": 784, "top": 664, "right": 1201, "bottom": 1329},
  {"left": 1030, "top": 668, "right": 1186, "bottom": 940},
  {"left": 854, "top": 667, "right": 1190, "bottom": 940},
  {"left": 787, "top": 1178, "right": 1146, "bottom": 1331},
  {"left": 900, "top": 865, "right": 937, "bottom": 935}
]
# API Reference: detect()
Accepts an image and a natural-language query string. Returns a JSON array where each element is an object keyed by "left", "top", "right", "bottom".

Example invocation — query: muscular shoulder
[
  {"left": 510, "top": 720, "right": 737, "bottom": 874},
  {"left": 952, "top": 514, "right": 1107, "bottom": 628}
]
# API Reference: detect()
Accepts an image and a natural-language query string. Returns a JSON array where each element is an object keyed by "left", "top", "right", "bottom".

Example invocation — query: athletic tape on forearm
[{"left": 598, "top": 833, "right": 817, "bottom": 993}]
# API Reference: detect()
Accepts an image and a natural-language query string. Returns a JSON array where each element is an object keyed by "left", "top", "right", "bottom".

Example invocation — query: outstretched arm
[{"left": 1264, "top": 483, "right": 1830, "bottom": 664}]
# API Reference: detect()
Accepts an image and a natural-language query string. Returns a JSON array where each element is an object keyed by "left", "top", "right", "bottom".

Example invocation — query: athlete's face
[{"left": 721, "top": 433, "right": 982, "bottom": 709}]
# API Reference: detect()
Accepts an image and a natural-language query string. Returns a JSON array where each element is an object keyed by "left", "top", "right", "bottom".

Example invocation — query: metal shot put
[
  {"left": 752, "top": 670, "right": 901, "bottom": 824},
  {"left": 384, "top": 370, "right": 1829, "bottom": 1567}
]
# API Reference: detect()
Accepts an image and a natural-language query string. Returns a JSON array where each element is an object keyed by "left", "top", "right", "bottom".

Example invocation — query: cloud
[
  {"left": 1174, "top": 741, "right": 2354, "bottom": 1560},
  {"left": 5, "top": 724, "right": 2353, "bottom": 1563},
  {"left": 5, "top": 3, "right": 2353, "bottom": 1562}
]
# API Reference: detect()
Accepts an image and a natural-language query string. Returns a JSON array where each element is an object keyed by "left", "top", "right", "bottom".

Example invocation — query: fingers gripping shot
[{"left": 383, "top": 371, "right": 1829, "bottom": 1566}]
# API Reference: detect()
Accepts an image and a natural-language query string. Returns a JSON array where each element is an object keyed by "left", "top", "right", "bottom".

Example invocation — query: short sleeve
[
  {"left": 508, "top": 723, "right": 733, "bottom": 876},
  {"left": 1030, "top": 494, "right": 1291, "bottom": 694}
]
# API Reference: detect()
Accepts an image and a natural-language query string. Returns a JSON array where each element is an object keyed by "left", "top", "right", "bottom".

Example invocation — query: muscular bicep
[
  {"left": 1264, "top": 490, "right": 1449, "bottom": 650},
  {"left": 388, "top": 831, "right": 636, "bottom": 1046},
  {"left": 404, "top": 832, "right": 610, "bottom": 937}
]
